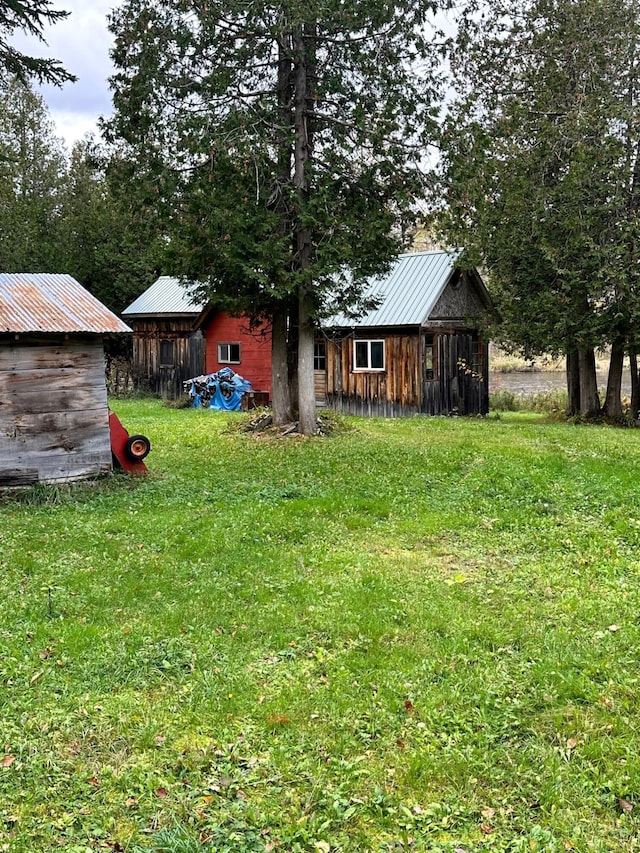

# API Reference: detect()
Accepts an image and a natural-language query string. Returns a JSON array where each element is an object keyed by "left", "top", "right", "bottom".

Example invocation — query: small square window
[
  {"left": 353, "top": 339, "right": 385, "bottom": 371},
  {"left": 218, "top": 342, "right": 241, "bottom": 364}
]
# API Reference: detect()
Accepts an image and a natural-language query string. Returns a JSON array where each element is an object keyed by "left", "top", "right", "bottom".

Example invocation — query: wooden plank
[
  {"left": 0, "top": 406, "right": 109, "bottom": 442},
  {"left": 0, "top": 438, "right": 112, "bottom": 483},
  {"left": 0, "top": 363, "right": 106, "bottom": 396},
  {"left": 0, "top": 337, "right": 114, "bottom": 483},
  {"left": 0, "top": 407, "right": 112, "bottom": 482},
  {"left": 0, "top": 363, "right": 105, "bottom": 389},
  {"left": 0, "top": 382, "right": 108, "bottom": 415},
  {"left": 0, "top": 339, "right": 104, "bottom": 371},
  {"left": 0, "top": 468, "right": 39, "bottom": 486},
  {"left": 313, "top": 370, "right": 327, "bottom": 403}
]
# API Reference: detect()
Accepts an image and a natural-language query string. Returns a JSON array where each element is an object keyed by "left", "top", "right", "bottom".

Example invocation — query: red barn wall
[{"left": 203, "top": 313, "right": 272, "bottom": 394}]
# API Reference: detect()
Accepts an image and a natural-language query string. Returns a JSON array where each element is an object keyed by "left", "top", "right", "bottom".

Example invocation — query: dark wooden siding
[
  {"left": 0, "top": 335, "right": 113, "bottom": 485},
  {"left": 423, "top": 332, "right": 489, "bottom": 415},
  {"left": 131, "top": 320, "right": 205, "bottom": 399}
]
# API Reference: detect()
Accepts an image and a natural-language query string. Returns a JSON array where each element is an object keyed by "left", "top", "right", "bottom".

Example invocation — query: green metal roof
[
  {"left": 328, "top": 250, "right": 464, "bottom": 328},
  {"left": 122, "top": 276, "right": 205, "bottom": 317}
]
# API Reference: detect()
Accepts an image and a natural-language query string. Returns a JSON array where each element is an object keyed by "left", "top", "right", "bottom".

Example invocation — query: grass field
[{"left": 2, "top": 400, "right": 640, "bottom": 852}]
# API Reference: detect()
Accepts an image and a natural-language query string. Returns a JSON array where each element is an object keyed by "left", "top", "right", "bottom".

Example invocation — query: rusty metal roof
[
  {"left": 122, "top": 276, "right": 205, "bottom": 316},
  {"left": 0, "top": 273, "right": 131, "bottom": 334}
]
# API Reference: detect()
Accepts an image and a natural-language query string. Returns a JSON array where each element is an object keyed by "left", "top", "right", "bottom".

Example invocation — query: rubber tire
[{"left": 124, "top": 434, "right": 151, "bottom": 461}]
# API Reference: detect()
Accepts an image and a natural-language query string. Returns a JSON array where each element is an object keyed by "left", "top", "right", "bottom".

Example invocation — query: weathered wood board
[{"left": 0, "top": 336, "right": 113, "bottom": 485}]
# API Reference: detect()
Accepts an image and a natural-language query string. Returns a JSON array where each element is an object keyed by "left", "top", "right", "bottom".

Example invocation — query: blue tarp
[{"left": 185, "top": 368, "right": 252, "bottom": 411}]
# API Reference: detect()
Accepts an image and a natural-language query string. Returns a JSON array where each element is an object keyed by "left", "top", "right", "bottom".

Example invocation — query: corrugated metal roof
[
  {"left": 122, "top": 276, "right": 205, "bottom": 316},
  {"left": 329, "top": 250, "right": 462, "bottom": 328},
  {"left": 0, "top": 273, "right": 131, "bottom": 334}
]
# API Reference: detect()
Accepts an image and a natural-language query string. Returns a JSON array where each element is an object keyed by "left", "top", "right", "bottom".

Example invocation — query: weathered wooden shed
[
  {"left": 0, "top": 273, "right": 131, "bottom": 486},
  {"left": 123, "top": 277, "right": 271, "bottom": 399},
  {"left": 122, "top": 276, "right": 206, "bottom": 399},
  {"left": 319, "top": 250, "right": 495, "bottom": 417}
]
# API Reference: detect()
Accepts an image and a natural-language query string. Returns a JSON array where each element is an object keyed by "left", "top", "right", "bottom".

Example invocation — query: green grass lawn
[{"left": 2, "top": 401, "right": 640, "bottom": 852}]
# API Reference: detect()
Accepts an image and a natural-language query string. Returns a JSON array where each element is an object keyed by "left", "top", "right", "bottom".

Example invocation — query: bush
[
  {"left": 490, "top": 388, "right": 568, "bottom": 415},
  {"left": 489, "top": 389, "right": 521, "bottom": 411}
]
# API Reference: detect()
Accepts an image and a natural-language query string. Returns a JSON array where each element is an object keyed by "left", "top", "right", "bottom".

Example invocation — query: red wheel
[{"left": 124, "top": 434, "right": 151, "bottom": 461}]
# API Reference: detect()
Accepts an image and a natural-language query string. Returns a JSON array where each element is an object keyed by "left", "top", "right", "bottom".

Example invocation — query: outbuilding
[
  {"left": 0, "top": 273, "right": 131, "bottom": 486},
  {"left": 318, "top": 250, "right": 495, "bottom": 417},
  {"left": 123, "top": 251, "right": 495, "bottom": 417},
  {"left": 122, "top": 277, "right": 272, "bottom": 400}
]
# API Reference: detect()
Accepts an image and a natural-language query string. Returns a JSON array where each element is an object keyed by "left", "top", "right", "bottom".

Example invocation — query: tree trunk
[
  {"left": 286, "top": 299, "right": 299, "bottom": 418},
  {"left": 298, "top": 285, "right": 316, "bottom": 434},
  {"left": 566, "top": 348, "right": 580, "bottom": 416},
  {"left": 603, "top": 338, "right": 625, "bottom": 419},
  {"left": 292, "top": 24, "right": 316, "bottom": 435},
  {"left": 578, "top": 345, "right": 600, "bottom": 418},
  {"left": 271, "top": 304, "right": 293, "bottom": 424},
  {"left": 630, "top": 346, "right": 639, "bottom": 422}
]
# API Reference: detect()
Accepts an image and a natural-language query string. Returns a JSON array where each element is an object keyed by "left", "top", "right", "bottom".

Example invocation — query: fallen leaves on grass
[{"left": 267, "top": 714, "right": 291, "bottom": 726}]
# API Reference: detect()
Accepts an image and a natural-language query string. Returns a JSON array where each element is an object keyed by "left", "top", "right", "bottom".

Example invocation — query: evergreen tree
[
  {"left": 436, "top": 0, "right": 640, "bottom": 418},
  {"left": 0, "top": 77, "right": 68, "bottom": 272},
  {"left": 60, "top": 138, "right": 165, "bottom": 315},
  {"left": 105, "top": 0, "right": 450, "bottom": 431},
  {"left": 0, "top": 0, "right": 74, "bottom": 86}
]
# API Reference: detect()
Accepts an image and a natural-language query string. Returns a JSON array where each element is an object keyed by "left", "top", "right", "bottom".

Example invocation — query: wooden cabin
[
  {"left": 123, "top": 277, "right": 271, "bottom": 399},
  {"left": 319, "top": 250, "right": 495, "bottom": 417},
  {"left": 124, "top": 252, "right": 494, "bottom": 416},
  {"left": 0, "top": 273, "right": 131, "bottom": 486}
]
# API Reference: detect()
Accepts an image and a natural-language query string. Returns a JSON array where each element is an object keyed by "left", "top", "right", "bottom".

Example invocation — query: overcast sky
[
  {"left": 22, "top": 0, "right": 120, "bottom": 148},
  {"left": 26, "top": 1, "right": 457, "bottom": 151}
]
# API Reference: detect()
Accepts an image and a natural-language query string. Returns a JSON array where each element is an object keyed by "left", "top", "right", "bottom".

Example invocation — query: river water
[{"left": 489, "top": 369, "right": 632, "bottom": 397}]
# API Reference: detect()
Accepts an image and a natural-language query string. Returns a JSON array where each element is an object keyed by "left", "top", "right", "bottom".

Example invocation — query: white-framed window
[
  {"left": 353, "top": 339, "right": 385, "bottom": 371},
  {"left": 218, "top": 342, "right": 241, "bottom": 364}
]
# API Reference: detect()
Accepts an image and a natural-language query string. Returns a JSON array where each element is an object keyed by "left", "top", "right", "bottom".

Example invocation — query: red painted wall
[{"left": 203, "top": 313, "right": 272, "bottom": 394}]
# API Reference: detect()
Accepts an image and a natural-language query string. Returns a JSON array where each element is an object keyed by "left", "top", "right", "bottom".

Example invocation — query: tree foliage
[
  {"left": 0, "top": 77, "right": 68, "bottom": 271},
  {"left": 0, "top": 0, "right": 74, "bottom": 86},
  {"left": 0, "top": 79, "right": 163, "bottom": 326},
  {"left": 60, "top": 139, "right": 166, "bottom": 315},
  {"left": 436, "top": 0, "right": 640, "bottom": 417},
  {"left": 105, "top": 0, "right": 450, "bottom": 430}
]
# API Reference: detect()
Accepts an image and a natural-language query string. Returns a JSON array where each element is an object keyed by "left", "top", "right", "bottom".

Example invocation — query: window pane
[
  {"left": 425, "top": 346, "right": 433, "bottom": 371},
  {"left": 370, "top": 341, "right": 384, "bottom": 369},
  {"left": 218, "top": 343, "right": 240, "bottom": 363},
  {"left": 355, "top": 341, "right": 368, "bottom": 368},
  {"left": 314, "top": 342, "right": 326, "bottom": 371}
]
